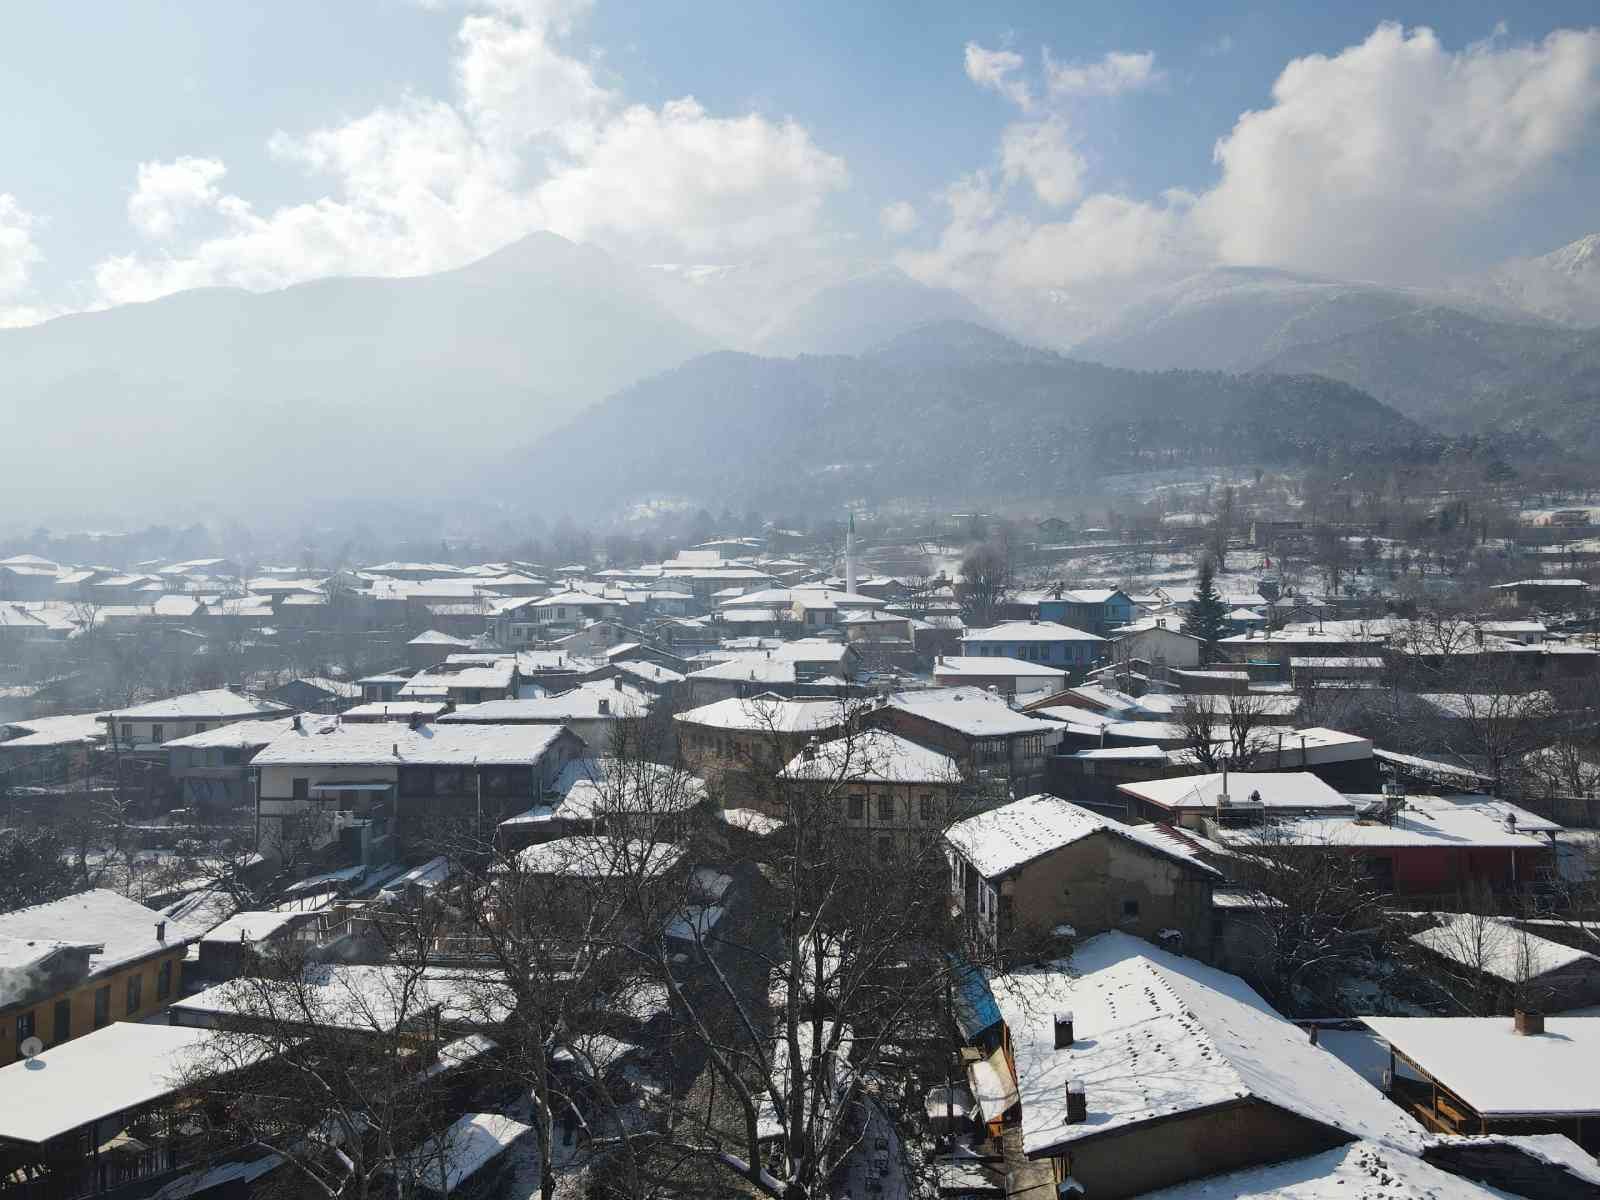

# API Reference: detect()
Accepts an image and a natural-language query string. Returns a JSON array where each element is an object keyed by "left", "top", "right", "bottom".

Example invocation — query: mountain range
[{"left": 2, "top": 227, "right": 1598, "bottom": 526}]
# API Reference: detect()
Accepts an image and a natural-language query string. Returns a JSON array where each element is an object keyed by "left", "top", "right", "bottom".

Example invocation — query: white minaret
[{"left": 845, "top": 510, "right": 858, "bottom": 595}]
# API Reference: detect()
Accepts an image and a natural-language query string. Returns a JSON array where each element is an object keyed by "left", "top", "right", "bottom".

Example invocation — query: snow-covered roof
[
  {"left": 548, "top": 758, "right": 706, "bottom": 818},
  {"left": 515, "top": 836, "right": 684, "bottom": 879},
  {"left": 200, "top": 910, "right": 303, "bottom": 945},
  {"left": 932, "top": 655, "right": 1068, "bottom": 679},
  {"left": 1119, "top": 771, "right": 1353, "bottom": 812},
  {"left": 402, "top": 1112, "right": 532, "bottom": 1195},
  {"left": 995, "top": 931, "right": 1424, "bottom": 1160},
  {"left": 0, "top": 1023, "right": 223, "bottom": 1144},
  {"left": 1220, "top": 795, "right": 1549, "bottom": 852},
  {"left": 441, "top": 680, "right": 652, "bottom": 723},
  {"left": 945, "top": 794, "right": 1219, "bottom": 880},
  {"left": 408, "top": 630, "right": 475, "bottom": 646},
  {"left": 163, "top": 714, "right": 335, "bottom": 749},
  {"left": 885, "top": 687, "right": 1061, "bottom": 738},
  {"left": 1364, "top": 1016, "right": 1600, "bottom": 1117},
  {"left": 1138, "top": 1141, "right": 1505, "bottom": 1200},
  {"left": 0, "top": 888, "right": 203, "bottom": 975},
  {"left": 720, "top": 807, "right": 785, "bottom": 836},
  {"left": 675, "top": 694, "right": 852, "bottom": 733},
  {"left": 1410, "top": 913, "right": 1598, "bottom": 983},
  {"left": 961, "top": 620, "right": 1105, "bottom": 643},
  {"left": 102, "top": 688, "right": 291, "bottom": 721},
  {"left": 173, "top": 964, "right": 502, "bottom": 1033},
  {"left": 253, "top": 722, "right": 569, "bottom": 767},
  {"left": 0, "top": 711, "right": 108, "bottom": 748},
  {"left": 781, "top": 730, "right": 960, "bottom": 784}
]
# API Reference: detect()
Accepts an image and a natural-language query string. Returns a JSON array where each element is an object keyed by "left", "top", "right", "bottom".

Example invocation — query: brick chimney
[
  {"left": 1053, "top": 1010, "right": 1075, "bottom": 1049},
  {"left": 1513, "top": 1008, "right": 1545, "bottom": 1036},
  {"left": 154, "top": 920, "right": 166, "bottom": 943},
  {"left": 1065, "top": 1077, "right": 1087, "bottom": 1123}
]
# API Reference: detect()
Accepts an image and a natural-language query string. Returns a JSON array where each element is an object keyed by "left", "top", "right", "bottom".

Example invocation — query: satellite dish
[{"left": 19, "top": 1036, "right": 44, "bottom": 1060}]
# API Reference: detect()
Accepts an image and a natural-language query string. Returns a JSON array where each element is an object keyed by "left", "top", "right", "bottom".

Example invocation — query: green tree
[{"left": 1182, "top": 557, "right": 1229, "bottom": 664}]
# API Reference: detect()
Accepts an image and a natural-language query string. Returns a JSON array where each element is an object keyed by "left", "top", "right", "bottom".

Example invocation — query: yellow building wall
[{"left": 0, "top": 947, "right": 187, "bottom": 1066}]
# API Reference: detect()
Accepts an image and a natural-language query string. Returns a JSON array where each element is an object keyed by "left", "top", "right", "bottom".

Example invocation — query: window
[
  {"left": 876, "top": 794, "right": 894, "bottom": 822},
  {"left": 1122, "top": 898, "right": 1140, "bottom": 919},
  {"left": 919, "top": 793, "right": 934, "bottom": 822},
  {"left": 120, "top": 722, "right": 133, "bottom": 743},
  {"left": 16, "top": 1011, "right": 35, "bottom": 1045},
  {"left": 847, "top": 793, "right": 864, "bottom": 820},
  {"left": 94, "top": 986, "right": 110, "bottom": 1028},
  {"left": 157, "top": 959, "right": 173, "bottom": 1001},
  {"left": 150, "top": 724, "right": 164, "bottom": 743},
  {"left": 292, "top": 777, "right": 309, "bottom": 801},
  {"left": 52, "top": 999, "right": 69, "bottom": 1044},
  {"left": 999, "top": 894, "right": 1015, "bottom": 935},
  {"left": 876, "top": 835, "right": 894, "bottom": 861},
  {"left": 126, "top": 973, "right": 143, "bottom": 1014}
]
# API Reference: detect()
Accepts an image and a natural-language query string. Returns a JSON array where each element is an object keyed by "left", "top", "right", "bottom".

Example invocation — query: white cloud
[
  {"left": 88, "top": 1, "right": 847, "bottom": 308},
  {"left": 911, "top": 22, "right": 1600, "bottom": 317},
  {"left": 1044, "top": 49, "right": 1162, "bottom": 97},
  {"left": 1000, "top": 119, "right": 1085, "bottom": 207},
  {"left": 880, "top": 200, "right": 919, "bottom": 236},
  {"left": 127, "top": 157, "right": 228, "bottom": 239},
  {"left": 1195, "top": 22, "right": 1600, "bottom": 281},
  {"left": 0, "top": 193, "right": 42, "bottom": 298},
  {"left": 964, "top": 42, "right": 1032, "bottom": 111}
]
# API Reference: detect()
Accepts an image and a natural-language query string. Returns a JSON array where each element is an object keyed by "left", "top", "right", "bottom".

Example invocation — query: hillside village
[{"left": 3, "top": 496, "right": 1600, "bottom": 1200}]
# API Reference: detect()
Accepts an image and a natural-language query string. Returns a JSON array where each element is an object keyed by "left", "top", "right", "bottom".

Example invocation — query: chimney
[
  {"left": 613, "top": 675, "right": 622, "bottom": 690},
  {"left": 292, "top": 713, "right": 303, "bottom": 731},
  {"left": 1513, "top": 1009, "right": 1545, "bottom": 1036},
  {"left": 1053, "top": 1010, "right": 1075, "bottom": 1049},
  {"left": 802, "top": 737, "right": 818, "bottom": 761},
  {"left": 154, "top": 920, "right": 166, "bottom": 943},
  {"left": 409, "top": 712, "right": 423, "bottom": 730},
  {"left": 1065, "top": 1078, "right": 1087, "bottom": 1124}
]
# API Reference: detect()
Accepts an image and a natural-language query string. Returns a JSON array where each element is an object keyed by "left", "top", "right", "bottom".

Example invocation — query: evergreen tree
[{"left": 1184, "top": 556, "right": 1229, "bottom": 663}]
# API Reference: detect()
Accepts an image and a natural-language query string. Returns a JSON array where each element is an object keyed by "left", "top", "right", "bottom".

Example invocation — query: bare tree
[
  {"left": 955, "top": 541, "right": 1009, "bottom": 628},
  {"left": 1176, "top": 691, "right": 1275, "bottom": 773}
]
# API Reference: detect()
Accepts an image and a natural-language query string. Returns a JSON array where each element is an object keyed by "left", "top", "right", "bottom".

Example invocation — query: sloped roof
[
  {"left": 945, "top": 793, "right": 1219, "bottom": 880},
  {"left": 102, "top": 688, "right": 291, "bottom": 721},
  {"left": 994, "top": 931, "right": 1424, "bottom": 1159}
]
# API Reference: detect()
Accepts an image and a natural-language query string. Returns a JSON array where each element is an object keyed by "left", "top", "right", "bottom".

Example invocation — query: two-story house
[
  {"left": 960, "top": 620, "right": 1106, "bottom": 676},
  {"left": 0, "top": 890, "right": 202, "bottom": 1065}
]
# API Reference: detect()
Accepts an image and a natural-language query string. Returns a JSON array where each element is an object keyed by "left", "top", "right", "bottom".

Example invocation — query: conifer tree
[{"left": 1184, "top": 556, "right": 1229, "bottom": 663}]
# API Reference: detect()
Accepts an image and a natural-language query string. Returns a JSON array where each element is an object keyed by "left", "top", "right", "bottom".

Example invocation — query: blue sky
[{"left": 1, "top": 1, "right": 1597, "bottom": 322}]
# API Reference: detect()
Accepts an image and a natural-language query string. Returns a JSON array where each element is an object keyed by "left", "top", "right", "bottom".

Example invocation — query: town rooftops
[
  {"left": 162, "top": 714, "right": 335, "bottom": 750},
  {"left": 1364, "top": 1016, "right": 1600, "bottom": 1118},
  {"left": 961, "top": 620, "right": 1105, "bottom": 643},
  {"left": 781, "top": 730, "right": 960, "bottom": 785},
  {"left": 253, "top": 722, "right": 570, "bottom": 767},
  {"left": 0, "top": 1023, "right": 223, "bottom": 1145},
  {"left": 675, "top": 694, "right": 853, "bottom": 734},
  {"left": 994, "top": 931, "right": 1423, "bottom": 1160},
  {"left": 945, "top": 793, "right": 1218, "bottom": 880},
  {"left": 99, "top": 687, "right": 291, "bottom": 722},
  {"left": 1118, "top": 771, "right": 1353, "bottom": 813},
  {"left": 0, "top": 888, "right": 203, "bottom": 977},
  {"left": 884, "top": 687, "right": 1061, "bottom": 738}
]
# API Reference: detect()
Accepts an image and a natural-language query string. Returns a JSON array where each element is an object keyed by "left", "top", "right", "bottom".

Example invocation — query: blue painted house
[
  {"left": 960, "top": 619, "right": 1106, "bottom": 670},
  {"left": 1037, "top": 588, "right": 1136, "bottom": 636}
]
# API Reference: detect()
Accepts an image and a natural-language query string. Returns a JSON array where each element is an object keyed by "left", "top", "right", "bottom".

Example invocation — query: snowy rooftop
[
  {"left": 441, "top": 680, "right": 652, "bottom": 722},
  {"left": 0, "top": 1023, "right": 224, "bottom": 1144},
  {"left": 1221, "top": 795, "right": 1550, "bottom": 852},
  {"left": 173, "top": 964, "right": 504, "bottom": 1033},
  {"left": 403, "top": 1112, "right": 532, "bottom": 1195},
  {"left": 0, "top": 711, "right": 108, "bottom": 748},
  {"left": 253, "top": 722, "right": 568, "bottom": 767},
  {"left": 946, "top": 794, "right": 1218, "bottom": 880},
  {"left": 932, "top": 655, "right": 1068, "bottom": 678},
  {"left": 515, "top": 836, "right": 685, "bottom": 879},
  {"left": 1364, "top": 1016, "right": 1600, "bottom": 1117},
  {"left": 1138, "top": 1141, "right": 1504, "bottom": 1200},
  {"left": 885, "top": 687, "right": 1061, "bottom": 738},
  {"left": 162, "top": 714, "right": 334, "bottom": 749},
  {"left": 675, "top": 694, "right": 852, "bottom": 733},
  {"left": 550, "top": 757, "right": 706, "bottom": 817},
  {"left": 101, "top": 688, "right": 291, "bottom": 721},
  {"left": 200, "top": 910, "right": 303, "bottom": 945},
  {"left": 1120, "top": 770, "right": 1353, "bottom": 812},
  {"left": 1410, "top": 913, "right": 1597, "bottom": 983},
  {"left": 781, "top": 729, "right": 961, "bottom": 784},
  {"left": 995, "top": 931, "right": 1424, "bottom": 1159},
  {"left": 0, "top": 888, "right": 203, "bottom": 975},
  {"left": 961, "top": 620, "right": 1105, "bottom": 643}
]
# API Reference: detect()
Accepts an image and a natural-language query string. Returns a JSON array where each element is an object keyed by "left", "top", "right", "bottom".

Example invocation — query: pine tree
[{"left": 1183, "top": 556, "right": 1229, "bottom": 663}]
